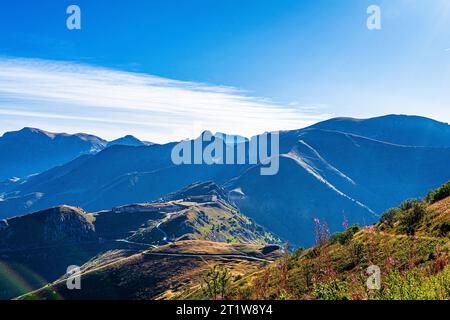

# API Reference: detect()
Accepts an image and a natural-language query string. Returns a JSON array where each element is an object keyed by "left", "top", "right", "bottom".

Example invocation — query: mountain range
[
  {"left": 8, "top": 180, "right": 450, "bottom": 301},
  {"left": 1, "top": 115, "right": 450, "bottom": 246},
  {"left": 0, "top": 128, "right": 150, "bottom": 181},
  {"left": 0, "top": 182, "right": 280, "bottom": 299}
]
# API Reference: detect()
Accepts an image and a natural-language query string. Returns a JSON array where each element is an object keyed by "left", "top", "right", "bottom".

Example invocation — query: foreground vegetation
[{"left": 196, "top": 181, "right": 450, "bottom": 300}]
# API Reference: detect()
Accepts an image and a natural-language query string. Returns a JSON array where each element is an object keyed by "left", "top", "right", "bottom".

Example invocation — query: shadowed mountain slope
[
  {"left": 1, "top": 115, "right": 450, "bottom": 246},
  {"left": 19, "top": 241, "right": 282, "bottom": 301},
  {"left": 309, "top": 115, "right": 450, "bottom": 147},
  {"left": 221, "top": 182, "right": 450, "bottom": 300},
  {"left": 0, "top": 182, "right": 280, "bottom": 299}
]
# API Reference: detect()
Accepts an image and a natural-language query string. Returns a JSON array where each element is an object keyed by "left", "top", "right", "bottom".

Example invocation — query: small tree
[
  {"left": 398, "top": 200, "right": 426, "bottom": 235},
  {"left": 380, "top": 208, "right": 400, "bottom": 225},
  {"left": 202, "top": 265, "right": 232, "bottom": 300}
]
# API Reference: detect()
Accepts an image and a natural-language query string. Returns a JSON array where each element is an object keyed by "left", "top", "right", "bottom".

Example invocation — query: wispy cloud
[{"left": 0, "top": 57, "right": 328, "bottom": 142}]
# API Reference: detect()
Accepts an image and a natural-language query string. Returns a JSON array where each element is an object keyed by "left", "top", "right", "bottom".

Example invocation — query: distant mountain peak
[
  {"left": 308, "top": 114, "right": 450, "bottom": 147},
  {"left": 106, "top": 135, "right": 149, "bottom": 148},
  {"left": 5, "top": 127, "right": 56, "bottom": 139},
  {"left": 0, "top": 128, "right": 107, "bottom": 180},
  {"left": 322, "top": 114, "right": 448, "bottom": 125},
  {"left": 20, "top": 127, "right": 47, "bottom": 133},
  {"left": 6, "top": 127, "right": 106, "bottom": 143}
]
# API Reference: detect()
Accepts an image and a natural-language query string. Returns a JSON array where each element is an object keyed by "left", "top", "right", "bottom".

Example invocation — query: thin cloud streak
[{"left": 0, "top": 57, "right": 328, "bottom": 142}]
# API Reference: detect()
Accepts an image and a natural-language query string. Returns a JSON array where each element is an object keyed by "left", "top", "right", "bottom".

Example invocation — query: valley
[
  {"left": 2, "top": 115, "right": 450, "bottom": 246},
  {"left": 18, "top": 240, "right": 281, "bottom": 300},
  {"left": 0, "top": 114, "right": 450, "bottom": 300},
  {"left": 0, "top": 182, "right": 281, "bottom": 299}
]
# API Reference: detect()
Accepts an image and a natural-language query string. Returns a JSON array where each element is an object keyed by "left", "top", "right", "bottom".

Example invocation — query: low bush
[
  {"left": 380, "top": 208, "right": 400, "bottom": 224},
  {"left": 398, "top": 200, "right": 426, "bottom": 235},
  {"left": 426, "top": 180, "right": 450, "bottom": 204},
  {"left": 331, "top": 224, "right": 361, "bottom": 245},
  {"left": 313, "top": 279, "right": 350, "bottom": 300},
  {"left": 440, "top": 222, "right": 450, "bottom": 236}
]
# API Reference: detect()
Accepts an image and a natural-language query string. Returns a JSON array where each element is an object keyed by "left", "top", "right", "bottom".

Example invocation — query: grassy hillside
[
  {"left": 0, "top": 183, "right": 281, "bottom": 300},
  {"left": 217, "top": 182, "right": 450, "bottom": 300},
  {"left": 128, "top": 200, "right": 279, "bottom": 245},
  {"left": 5, "top": 181, "right": 449, "bottom": 301},
  {"left": 18, "top": 241, "right": 282, "bottom": 300}
]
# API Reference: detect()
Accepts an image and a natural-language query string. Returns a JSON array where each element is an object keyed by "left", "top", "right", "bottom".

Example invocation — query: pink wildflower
[{"left": 387, "top": 257, "right": 396, "bottom": 267}]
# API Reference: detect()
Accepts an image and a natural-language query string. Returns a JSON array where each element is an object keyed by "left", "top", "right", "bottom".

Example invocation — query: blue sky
[{"left": 0, "top": 0, "right": 450, "bottom": 142}]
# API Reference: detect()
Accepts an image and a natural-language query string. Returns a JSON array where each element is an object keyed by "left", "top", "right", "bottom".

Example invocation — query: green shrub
[
  {"left": 380, "top": 208, "right": 401, "bottom": 224},
  {"left": 348, "top": 242, "right": 366, "bottom": 266},
  {"left": 378, "top": 267, "right": 450, "bottom": 300},
  {"left": 426, "top": 180, "right": 450, "bottom": 204},
  {"left": 439, "top": 222, "right": 450, "bottom": 236},
  {"left": 398, "top": 200, "right": 426, "bottom": 235},
  {"left": 305, "top": 247, "right": 320, "bottom": 259},
  {"left": 313, "top": 279, "right": 350, "bottom": 300},
  {"left": 331, "top": 224, "right": 361, "bottom": 245},
  {"left": 399, "top": 199, "right": 419, "bottom": 211},
  {"left": 292, "top": 247, "right": 305, "bottom": 260}
]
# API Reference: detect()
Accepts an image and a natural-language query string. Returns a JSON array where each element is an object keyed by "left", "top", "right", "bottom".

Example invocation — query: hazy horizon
[
  {"left": 1, "top": 1, "right": 450, "bottom": 142},
  {"left": 1, "top": 112, "right": 449, "bottom": 143}
]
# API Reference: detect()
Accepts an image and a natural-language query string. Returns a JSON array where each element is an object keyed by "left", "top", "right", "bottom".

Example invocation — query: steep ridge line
[
  {"left": 281, "top": 151, "right": 376, "bottom": 215},
  {"left": 15, "top": 247, "right": 274, "bottom": 300}
]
